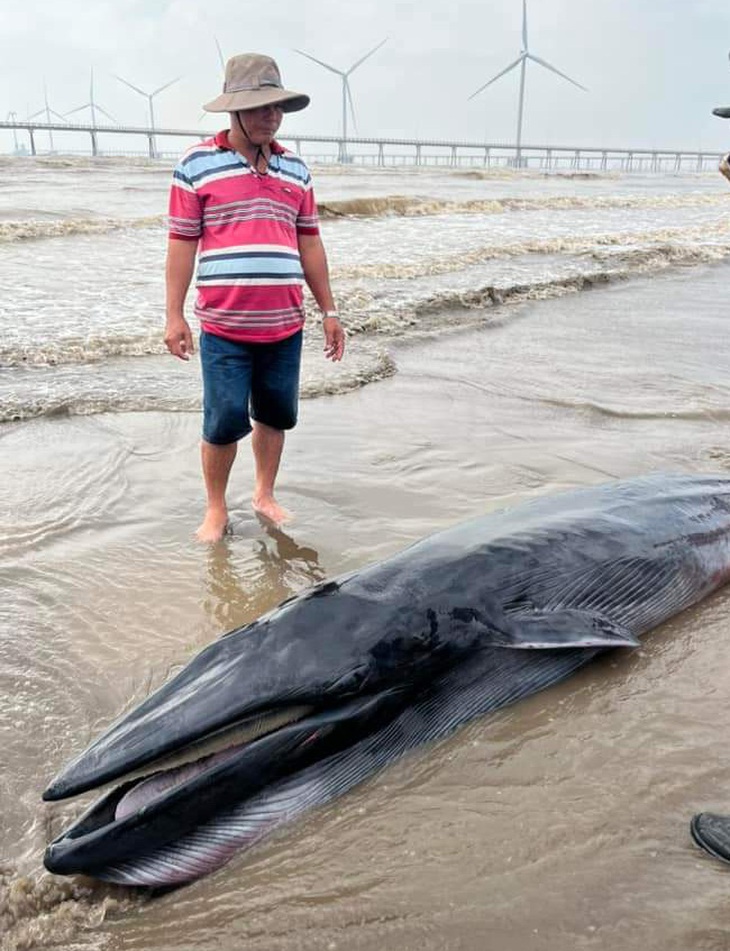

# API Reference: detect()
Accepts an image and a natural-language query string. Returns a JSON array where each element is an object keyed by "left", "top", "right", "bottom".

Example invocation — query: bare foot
[
  {"left": 252, "top": 494, "right": 291, "bottom": 528},
  {"left": 195, "top": 506, "right": 229, "bottom": 543}
]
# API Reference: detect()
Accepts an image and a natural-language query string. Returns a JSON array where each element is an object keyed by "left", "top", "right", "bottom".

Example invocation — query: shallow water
[
  {"left": 3, "top": 158, "right": 730, "bottom": 949},
  {"left": 3, "top": 258, "right": 730, "bottom": 949}
]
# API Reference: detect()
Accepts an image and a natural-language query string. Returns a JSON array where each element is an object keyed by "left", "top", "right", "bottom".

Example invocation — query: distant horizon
[{"left": 1, "top": 117, "right": 727, "bottom": 169}]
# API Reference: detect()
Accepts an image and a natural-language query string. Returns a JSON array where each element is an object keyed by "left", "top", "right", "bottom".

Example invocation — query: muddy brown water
[{"left": 3, "top": 263, "right": 730, "bottom": 950}]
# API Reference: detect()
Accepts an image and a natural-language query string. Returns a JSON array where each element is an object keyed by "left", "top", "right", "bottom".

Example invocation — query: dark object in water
[
  {"left": 42, "top": 473, "right": 730, "bottom": 887},
  {"left": 691, "top": 814, "right": 730, "bottom": 865}
]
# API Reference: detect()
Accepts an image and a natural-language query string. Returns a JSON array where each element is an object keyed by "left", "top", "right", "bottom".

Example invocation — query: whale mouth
[
  {"left": 43, "top": 688, "right": 408, "bottom": 877},
  {"left": 44, "top": 704, "right": 316, "bottom": 849},
  {"left": 110, "top": 705, "right": 315, "bottom": 821}
]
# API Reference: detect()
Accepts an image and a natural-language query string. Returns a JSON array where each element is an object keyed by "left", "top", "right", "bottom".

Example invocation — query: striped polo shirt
[{"left": 168, "top": 130, "right": 320, "bottom": 343}]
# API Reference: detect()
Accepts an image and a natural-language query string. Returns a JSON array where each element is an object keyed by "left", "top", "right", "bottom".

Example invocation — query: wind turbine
[
  {"left": 114, "top": 73, "right": 180, "bottom": 158},
  {"left": 294, "top": 39, "right": 388, "bottom": 162},
  {"left": 26, "top": 81, "right": 67, "bottom": 151},
  {"left": 468, "top": 0, "right": 586, "bottom": 165},
  {"left": 65, "top": 69, "right": 116, "bottom": 127}
]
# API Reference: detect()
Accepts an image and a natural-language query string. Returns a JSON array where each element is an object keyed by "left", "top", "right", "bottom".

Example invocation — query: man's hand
[
  {"left": 164, "top": 315, "right": 194, "bottom": 361},
  {"left": 323, "top": 316, "right": 345, "bottom": 362}
]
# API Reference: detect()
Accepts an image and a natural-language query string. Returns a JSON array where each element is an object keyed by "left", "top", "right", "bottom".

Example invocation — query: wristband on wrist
[{"left": 321, "top": 310, "right": 341, "bottom": 321}]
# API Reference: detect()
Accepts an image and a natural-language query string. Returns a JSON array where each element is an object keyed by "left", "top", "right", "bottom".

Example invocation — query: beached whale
[{"left": 42, "top": 473, "right": 730, "bottom": 887}]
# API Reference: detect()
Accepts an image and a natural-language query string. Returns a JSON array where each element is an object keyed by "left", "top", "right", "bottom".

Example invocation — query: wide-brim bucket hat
[{"left": 204, "top": 53, "right": 310, "bottom": 114}]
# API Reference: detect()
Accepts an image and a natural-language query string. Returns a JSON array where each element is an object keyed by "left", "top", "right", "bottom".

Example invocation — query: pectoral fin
[{"left": 492, "top": 608, "right": 639, "bottom": 650}]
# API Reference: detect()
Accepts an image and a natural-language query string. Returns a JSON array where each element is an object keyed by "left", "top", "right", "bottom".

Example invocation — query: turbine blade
[
  {"left": 152, "top": 77, "right": 181, "bottom": 97},
  {"left": 347, "top": 37, "right": 388, "bottom": 75},
  {"left": 468, "top": 55, "right": 524, "bottom": 100},
  {"left": 215, "top": 37, "right": 225, "bottom": 72},
  {"left": 345, "top": 78, "right": 358, "bottom": 133},
  {"left": 64, "top": 104, "right": 89, "bottom": 117},
  {"left": 522, "top": 0, "right": 528, "bottom": 50},
  {"left": 115, "top": 75, "right": 148, "bottom": 97},
  {"left": 293, "top": 49, "right": 344, "bottom": 76},
  {"left": 95, "top": 105, "right": 117, "bottom": 123},
  {"left": 527, "top": 53, "right": 587, "bottom": 91}
]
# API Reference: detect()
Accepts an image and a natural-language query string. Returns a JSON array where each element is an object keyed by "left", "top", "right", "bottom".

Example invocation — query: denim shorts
[{"left": 200, "top": 330, "right": 303, "bottom": 445}]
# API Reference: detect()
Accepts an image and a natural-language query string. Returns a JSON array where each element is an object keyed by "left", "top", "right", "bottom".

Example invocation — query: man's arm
[
  {"left": 298, "top": 232, "right": 345, "bottom": 362},
  {"left": 164, "top": 237, "right": 197, "bottom": 360}
]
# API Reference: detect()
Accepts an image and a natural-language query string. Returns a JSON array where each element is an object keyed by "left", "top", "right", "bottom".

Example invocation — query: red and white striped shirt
[{"left": 168, "top": 130, "right": 320, "bottom": 343}]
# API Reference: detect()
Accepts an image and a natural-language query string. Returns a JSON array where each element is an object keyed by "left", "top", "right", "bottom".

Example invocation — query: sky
[{"left": 4, "top": 0, "right": 730, "bottom": 156}]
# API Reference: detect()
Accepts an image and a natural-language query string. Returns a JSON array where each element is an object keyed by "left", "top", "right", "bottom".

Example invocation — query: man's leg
[
  {"left": 249, "top": 331, "right": 302, "bottom": 527},
  {"left": 197, "top": 331, "right": 253, "bottom": 542},
  {"left": 196, "top": 440, "right": 237, "bottom": 542},
  {"left": 251, "top": 422, "right": 290, "bottom": 526}
]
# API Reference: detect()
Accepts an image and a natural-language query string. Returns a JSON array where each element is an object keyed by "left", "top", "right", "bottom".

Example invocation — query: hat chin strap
[
  {"left": 233, "top": 110, "right": 253, "bottom": 142},
  {"left": 233, "top": 111, "right": 270, "bottom": 172}
]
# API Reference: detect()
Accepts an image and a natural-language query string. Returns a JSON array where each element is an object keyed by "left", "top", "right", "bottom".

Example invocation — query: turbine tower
[
  {"left": 65, "top": 69, "right": 116, "bottom": 127},
  {"left": 294, "top": 39, "right": 387, "bottom": 163},
  {"left": 468, "top": 0, "right": 587, "bottom": 166},
  {"left": 6, "top": 111, "right": 20, "bottom": 153},
  {"left": 115, "top": 73, "right": 180, "bottom": 158}
]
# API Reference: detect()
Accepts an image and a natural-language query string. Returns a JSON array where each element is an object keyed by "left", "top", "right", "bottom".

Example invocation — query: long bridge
[{"left": 0, "top": 119, "right": 723, "bottom": 173}]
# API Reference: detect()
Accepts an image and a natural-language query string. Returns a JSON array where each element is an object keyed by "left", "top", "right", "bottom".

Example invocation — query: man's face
[{"left": 237, "top": 104, "right": 284, "bottom": 144}]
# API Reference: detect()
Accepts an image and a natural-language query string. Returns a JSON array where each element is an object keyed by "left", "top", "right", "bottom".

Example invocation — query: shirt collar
[{"left": 214, "top": 129, "right": 285, "bottom": 155}]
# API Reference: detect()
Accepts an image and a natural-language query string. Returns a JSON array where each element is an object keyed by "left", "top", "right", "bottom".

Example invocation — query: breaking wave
[
  {"left": 2, "top": 237, "right": 729, "bottom": 377},
  {"left": 0, "top": 347, "right": 397, "bottom": 424},
  {"left": 0, "top": 214, "right": 166, "bottom": 243},
  {"left": 4, "top": 191, "right": 727, "bottom": 244},
  {"left": 0, "top": 332, "right": 167, "bottom": 369},
  {"left": 318, "top": 191, "right": 730, "bottom": 220},
  {"left": 0, "top": 864, "right": 140, "bottom": 951},
  {"left": 331, "top": 221, "right": 730, "bottom": 282}
]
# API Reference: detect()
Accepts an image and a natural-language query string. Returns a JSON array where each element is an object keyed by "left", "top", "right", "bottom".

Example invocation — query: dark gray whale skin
[
  {"left": 43, "top": 474, "right": 730, "bottom": 886},
  {"left": 691, "top": 813, "right": 730, "bottom": 863}
]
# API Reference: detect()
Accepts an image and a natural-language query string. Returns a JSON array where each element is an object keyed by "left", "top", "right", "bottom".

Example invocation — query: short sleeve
[
  {"left": 168, "top": 162, "right": 202, "bottom": 241},
  {"left": 296, "top": 173, "right": 320, "bottom": 236}
]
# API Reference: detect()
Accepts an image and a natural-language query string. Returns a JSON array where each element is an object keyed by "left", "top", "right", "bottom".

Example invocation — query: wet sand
[{"left": 3, "top": 263, "right": 730, "bottom": 950}]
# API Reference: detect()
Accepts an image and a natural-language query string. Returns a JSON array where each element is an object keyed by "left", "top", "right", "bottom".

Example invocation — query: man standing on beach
[{"left": 164, "top": 53, "right": 344, "bottom": 542}]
